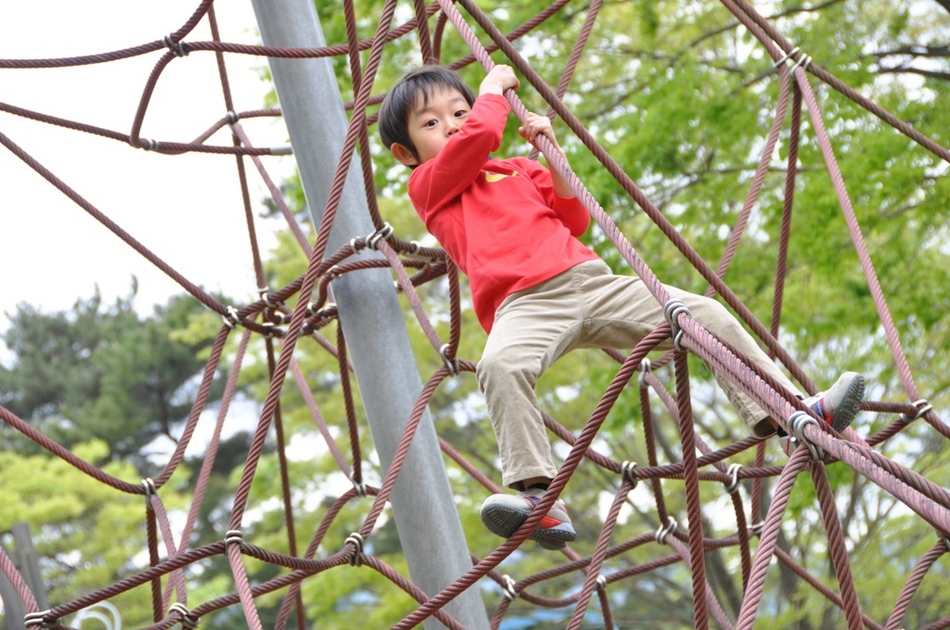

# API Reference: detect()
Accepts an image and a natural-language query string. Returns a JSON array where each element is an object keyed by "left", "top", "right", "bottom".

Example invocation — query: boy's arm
[
  {"left": 409, "top": 66, "right": 520, "bottom": 216},
  {"left": 519, "top": 113, "right": 575, "bottom": 199}
]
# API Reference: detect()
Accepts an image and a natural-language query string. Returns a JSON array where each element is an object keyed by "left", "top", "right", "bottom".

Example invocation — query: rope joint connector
[
  {"left": 663, "top": 299, "right": 691, "bottom": 352},
  {"left": 163, "top": 34, "right": 190, "bottom": 57},
  {"left": 502, "top": 574, "right": 518, "bottom": 601},
  {"left": 655, "top": 516, "right": 678, "bottom": 544},
  {"left": 439, "top": 344, "right": 460, "bottom": 376},
  {"left": 142, "top": 477, "right": 158, "bottom": 505},
  {"left": 345, "top": 532, "right": 365, "bottom": 566},
  {"left": 24, "top": 611, "right": 58, "bottom": 629},
  {"left": 169, "top": 602, "right": 199, "bottom": 629},
  {"left": 621, "top": 460, "right": 639, "bottom": 489},
  {"left": 725, "top": 463, "right": 742, "bottom": 495},
  {"left": 788, "top": 411, "right": 827, "bottom": 462},
  {"left": 638, "top": 358, "right": 651, "bottom": 386},
  {"left": 908, "top": 399, "right": 933, "bottom": 421},
  {"left": 224, "top": 529, "right": 244, "bottom": 546},
  {"left": 366, "top": 223, "right": 394, "bottom": 250},
  {"left": 222, "top": 306, "right": 240, "bottom": 329}
]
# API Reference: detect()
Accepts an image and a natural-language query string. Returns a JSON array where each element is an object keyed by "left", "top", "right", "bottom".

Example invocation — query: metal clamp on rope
[
  {"left": 439, "top": 344, "right": 460, "bottom": 376},
  {"left": 621, "top": 460, "right": 639, "bottom": 490},
  {"left": 773, "top": 46, "right": 800, "bottom": 68},
  {"left": 655, "top": 516, "right": 678, "bottom": 545},
  {"left": 350, "top": 476, "right": 369, "bottom": 497},
  {"left": 790, "top": 53, "right": 812, "bottom": 72},
  {"left": 222, "top": 306, "right": 240, "bottom": 329},
  {"left": 502, "top": 574, "right": 518, "bottom": 601},
  {"left": 345, "top": 532, "right": 364, "bottom": 566},
  {"left": 908, "top": 399, "right": 933, "bottom": 421},
  {"left": 24, "top": 612, "right": 57, "bottom": 629},
  {"left": 325, "top": 265, "right": 343, "bottom": 281},
  {"left": 638, "top": 358, "right": 651, "bottom": 386},
  {"left": 227, "top": 111, "right": 240, "bottom": 125},
  {"left": 596, "top": 574, "right": 608, "bottom": 590},
  {"left": 141, "top": 138, "right": 161, "bottom": 152},
  {"left": 366, "top": 222, "right": 394, "bottom": 250},
  {"left": 142, "top": 477, "right": 157, "bottom": 506},
  {"left": 751, "top": 521, "right": 765, "bottom": 537},
  {"left": 223, "top": 530, "right": 244, "bottom": 546},
  {"left": 169, "top": 602, "right": 199, "bottom": 629},
  {"left": 788, "top": 410, "right": 826, "bottom": 462},
  {"left": 663, "top": 299, "right": 691, "bottom": 352},
  {"left": 258, "top": 287, "right": 277, "bottom": 308},
  {"left": 725, "top": 463, "right": 742, "bottom": 495},
  {"left": 163, "top": 34, "right": 189, "bottom": 57}
]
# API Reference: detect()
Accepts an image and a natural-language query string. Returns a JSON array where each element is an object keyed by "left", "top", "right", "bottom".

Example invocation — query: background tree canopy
[{"left": 1, "top": 0, "right": 948, "bottom": 628}]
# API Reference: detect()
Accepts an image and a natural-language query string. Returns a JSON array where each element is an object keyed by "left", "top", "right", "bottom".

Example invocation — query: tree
[{"left": 0, "top": 288, "right": 224, "bottom": 471}]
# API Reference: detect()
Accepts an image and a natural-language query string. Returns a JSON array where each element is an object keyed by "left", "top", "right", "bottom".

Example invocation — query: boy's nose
[{"left": 446, "top": 121, "right": 461, "bottom": 135}]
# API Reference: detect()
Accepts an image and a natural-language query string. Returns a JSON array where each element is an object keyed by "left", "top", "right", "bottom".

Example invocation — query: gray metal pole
[{"left": 248, "top": 2, "right": 489, "bottom": 628}]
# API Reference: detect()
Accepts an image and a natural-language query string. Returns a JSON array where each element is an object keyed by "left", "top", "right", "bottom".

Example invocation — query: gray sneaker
[
  {"left": 479, "top": 487, "right": 576, "bottom": 550},
  {"left": 803, "top": 371, "right": 865, "bottom": 432},
  {"left": 784, "top": 372, "right": 865, "bottom": 455}
]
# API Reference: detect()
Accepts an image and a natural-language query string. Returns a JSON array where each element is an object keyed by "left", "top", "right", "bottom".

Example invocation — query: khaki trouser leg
[{"left": 477, "top": 260, "right": 800, "bottom": 488}]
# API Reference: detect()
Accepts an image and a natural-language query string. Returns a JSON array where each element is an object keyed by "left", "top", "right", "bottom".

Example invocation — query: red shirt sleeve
[{"left": 408, "top": 94, "right": 510, "bottom": 221}]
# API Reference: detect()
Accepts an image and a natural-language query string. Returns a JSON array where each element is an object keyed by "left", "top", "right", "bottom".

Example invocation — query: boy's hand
[
  {"left": 479, "top": 65, "right": 520, "bottom": 96},
  {"left": 519, "top": 113, "right": 564, "bottom": 156}
]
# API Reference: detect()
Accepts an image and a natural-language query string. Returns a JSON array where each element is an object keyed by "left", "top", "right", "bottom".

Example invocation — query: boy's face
[{"left": 392, "top": 86, "right": 472, "bottom": 166}]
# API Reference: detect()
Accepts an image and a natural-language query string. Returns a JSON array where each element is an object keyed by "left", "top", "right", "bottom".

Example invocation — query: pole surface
[{"left": 249, "top": 1, "right": 489, "bottom": 628}]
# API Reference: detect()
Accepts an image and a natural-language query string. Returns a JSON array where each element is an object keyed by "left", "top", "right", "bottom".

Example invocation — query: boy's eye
[
  {"left": 424, "top": 119, "right": 438, "bottom": 128},
  {"left": 454, "top": 109, "right": 469, "bottom": 118}
]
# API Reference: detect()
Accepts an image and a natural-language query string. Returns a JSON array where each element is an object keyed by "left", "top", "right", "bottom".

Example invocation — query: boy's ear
[{"left": 390, "top": 143, "right": 419, "bottom": 167}]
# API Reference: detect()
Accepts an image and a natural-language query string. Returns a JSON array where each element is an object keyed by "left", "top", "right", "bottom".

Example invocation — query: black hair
[{"left": 378, "top": 64, "right": 476, "bottom": 162}]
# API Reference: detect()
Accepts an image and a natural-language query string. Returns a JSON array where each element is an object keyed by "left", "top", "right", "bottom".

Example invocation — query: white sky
[{"left": 0, "top": 1, "right": 294, "bottom": 347}]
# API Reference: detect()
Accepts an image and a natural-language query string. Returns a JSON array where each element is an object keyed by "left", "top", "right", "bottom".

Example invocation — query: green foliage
[
  {"left": 0, "top": 290, "right": 219, "bottom": 468},
  {"left": 0, "top": 441, "right": 190, "bottom": 627}
]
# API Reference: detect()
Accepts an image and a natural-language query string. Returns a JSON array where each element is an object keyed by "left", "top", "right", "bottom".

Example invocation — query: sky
[{"left": 0, "top": 1, "right": 294, "bottom": 352}]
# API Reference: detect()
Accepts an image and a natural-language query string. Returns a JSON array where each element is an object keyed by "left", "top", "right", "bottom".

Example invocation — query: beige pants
[{"left": 476, "top": 260, "right": 801, "bottom": 488}]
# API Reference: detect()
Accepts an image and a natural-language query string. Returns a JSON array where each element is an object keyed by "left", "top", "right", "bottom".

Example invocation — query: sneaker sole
[
  {"left": 829, "top": 374, "right": 865, "bottom": 433},
  {"left": 480, "top": 504, "right": 576, "bottom": 550}
]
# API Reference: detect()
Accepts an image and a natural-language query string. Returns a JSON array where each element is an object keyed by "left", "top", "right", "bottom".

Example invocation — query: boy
[{"left": 378, "top": 64, "right": 864, "bottom": 550}]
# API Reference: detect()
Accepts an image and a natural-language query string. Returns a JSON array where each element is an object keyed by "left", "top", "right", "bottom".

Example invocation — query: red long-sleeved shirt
[{"left": 407, "top": 93, "right": 598, "bottom": 332}]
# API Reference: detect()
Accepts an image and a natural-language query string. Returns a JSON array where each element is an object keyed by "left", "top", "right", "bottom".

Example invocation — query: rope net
[{"left": 1, "top": 0, "right": 948, "bottom": 628}]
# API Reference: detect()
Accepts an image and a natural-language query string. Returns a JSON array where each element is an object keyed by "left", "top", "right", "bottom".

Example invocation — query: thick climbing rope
[{"left": 0, "top": 0, "right": 948, "bottom": 628}]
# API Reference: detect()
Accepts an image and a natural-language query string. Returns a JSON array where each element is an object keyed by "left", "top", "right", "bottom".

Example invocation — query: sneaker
[
  {"left": 803, "top": 371, "right": 865, "bottom": 432},
  {"left": 782, "top": 372, "right": 865, "bottom": 455},
  {"left": 479, "top": 487, "right": 576, "bottom": 550}
]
